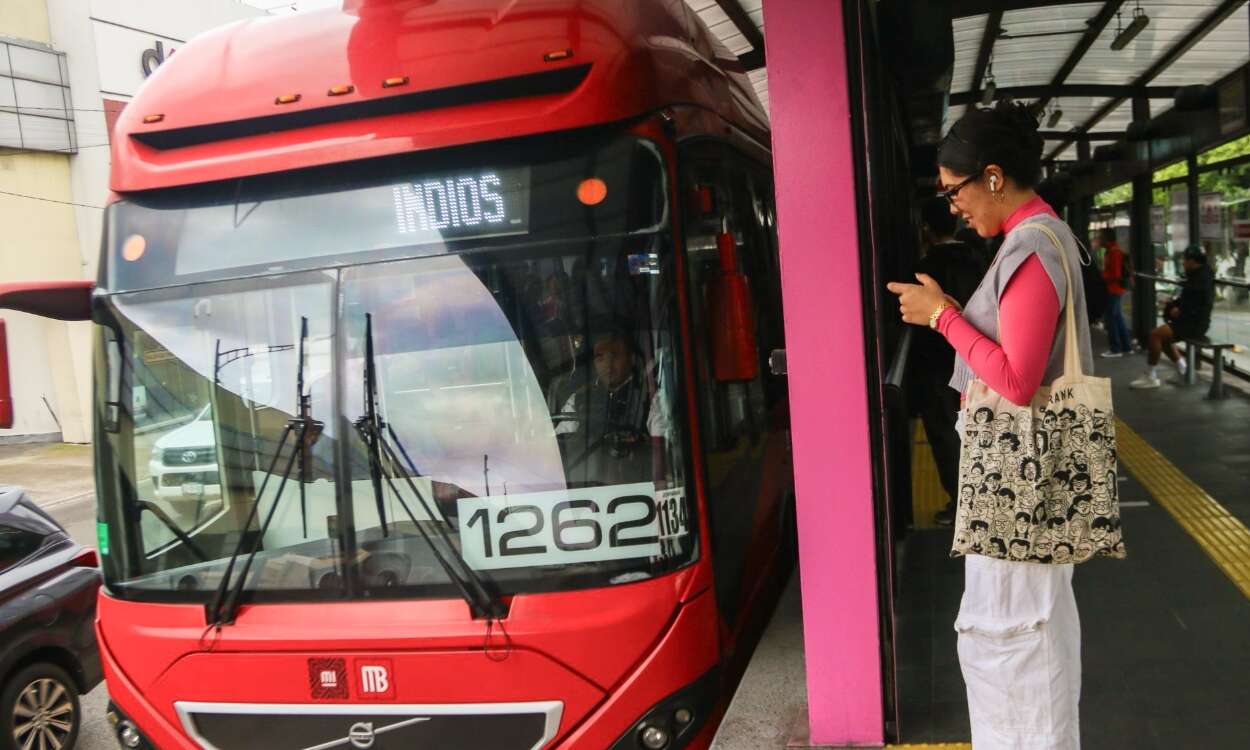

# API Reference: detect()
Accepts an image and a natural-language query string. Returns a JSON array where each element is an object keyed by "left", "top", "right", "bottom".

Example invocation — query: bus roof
[{"left": 111, "top": 0, "right": 769, "bottom": 192}]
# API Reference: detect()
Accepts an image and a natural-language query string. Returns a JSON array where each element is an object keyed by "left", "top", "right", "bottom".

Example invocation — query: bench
[{"left": 1180, "top": 337, "right": 1237, "bottom": 399}]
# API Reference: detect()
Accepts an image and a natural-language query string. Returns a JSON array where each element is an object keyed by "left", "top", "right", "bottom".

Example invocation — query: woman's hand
[{"left": 886, "top": 273, "right": 949, "bottom": 326}]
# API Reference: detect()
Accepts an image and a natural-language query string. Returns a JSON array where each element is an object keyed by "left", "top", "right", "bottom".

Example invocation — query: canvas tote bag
[{"left": 951, "top": 223, "right": 1126, "bottom": 565}]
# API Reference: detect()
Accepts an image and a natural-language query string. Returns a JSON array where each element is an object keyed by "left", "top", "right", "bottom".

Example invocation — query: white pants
[{"left": 956, "top": 555, "right": 1081, "bottom": 749}]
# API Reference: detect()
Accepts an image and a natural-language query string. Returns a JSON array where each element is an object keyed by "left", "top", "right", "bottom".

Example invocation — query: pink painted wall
[{"left": 762, "top": 0, "right": 884, "bottom": 745}]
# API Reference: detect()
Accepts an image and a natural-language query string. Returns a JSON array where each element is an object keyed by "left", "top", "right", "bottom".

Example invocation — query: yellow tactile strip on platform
[
  {"left": 911, "top": 421, "right": 949, "bottom": 530},
  {"left": 1116, "top": 418, "right": 1250, "bottom": 600}
]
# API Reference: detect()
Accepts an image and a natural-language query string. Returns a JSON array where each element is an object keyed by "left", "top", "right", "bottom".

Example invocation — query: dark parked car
[{"left": 0, "top": 486, "right": 102, "bottom": 750}]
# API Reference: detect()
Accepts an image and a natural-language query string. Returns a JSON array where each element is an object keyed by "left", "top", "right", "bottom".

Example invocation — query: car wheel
[{"left": 0, "top": 663, "right": 80, "bottom": 750}]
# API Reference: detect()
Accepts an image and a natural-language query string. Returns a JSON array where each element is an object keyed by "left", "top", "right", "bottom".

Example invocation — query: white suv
[{"left": 148, "top": 406, "right": 222, "bottom": 506}]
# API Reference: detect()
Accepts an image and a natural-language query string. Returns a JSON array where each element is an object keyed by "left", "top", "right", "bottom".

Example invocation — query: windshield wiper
[
  {"left": 353, "top": 313, "right": 506, "bottom": 620},
  {"left": 207, "top": 317, "right": 323, "bottom": 628}
]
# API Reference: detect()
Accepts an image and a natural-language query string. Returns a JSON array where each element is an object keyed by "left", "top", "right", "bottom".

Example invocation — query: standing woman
[{"left": 889, "top": 101, "right": 1094, "bottom": 749}]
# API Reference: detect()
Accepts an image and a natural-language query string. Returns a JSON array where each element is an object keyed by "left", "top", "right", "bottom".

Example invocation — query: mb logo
[
  {"left": 356, "top": 660, "right": 395, "bottom": 699},
  {"left": 360, "top": 666, "right": 389, "bottom": 693}
]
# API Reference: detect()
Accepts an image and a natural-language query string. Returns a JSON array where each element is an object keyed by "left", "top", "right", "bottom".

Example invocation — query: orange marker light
[
  {"left": 544, "top": 49, "right": 574, "bottom": 62},
  {"left": 328, "top": 84, "right": 355, "bottom": 96},
  {"left": 122, "top": 235, "right": 147, "bottom": 262},
  {"left": 142, "top": 114, "right": 164, "bottom": 124},
  {"left": 382, "top": 76, "right": 410, "bottom": 88},
  {"left": 577, "top": 178, "right": 608, "bottom": 206},
  {"left": 275, "top": 93, "right": 302, "bottom": 105}
]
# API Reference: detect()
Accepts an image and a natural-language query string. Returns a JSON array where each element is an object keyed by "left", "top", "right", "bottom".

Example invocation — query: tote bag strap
[{"left": 1017, "top": 222, "right": 1083, "bottom": 379}]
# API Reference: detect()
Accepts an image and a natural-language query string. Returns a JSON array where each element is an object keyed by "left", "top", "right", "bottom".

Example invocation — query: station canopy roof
[
  {"left": 682, "top": 0, "right": 769, "bottom": 112},
  {"left": 681, "top": 0, "right": 1250, "bottom": 168},
  {"left": 945, "top": 1, "right": 1250, "bottom": 164}
]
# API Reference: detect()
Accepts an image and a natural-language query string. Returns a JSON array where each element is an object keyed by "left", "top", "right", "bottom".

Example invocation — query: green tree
[
  {"left": 1095, "top": 182, "right": 1131, "bottom": 207},
  {"left": 1198, "top": 133, "right": 1250, "bottom": 166}
]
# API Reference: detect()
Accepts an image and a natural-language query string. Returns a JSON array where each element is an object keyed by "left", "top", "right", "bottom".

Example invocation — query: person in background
[
  {"left": 1098, "top": 228, "right": 1134, "bottom": 357},
  {"left": 912, "top": 196, "right": 988, "bottom": 526},
  {"left": 1131, "top": 246, "right": 1216, "bottom": 389},
  {"left": 1082, "top": 233, "right": 1108, "bottom": 331}
]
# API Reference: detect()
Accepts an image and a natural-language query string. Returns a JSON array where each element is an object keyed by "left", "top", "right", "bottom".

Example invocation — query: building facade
[{"left": 0, "top": 0, "right": 264, "bottom": 444}]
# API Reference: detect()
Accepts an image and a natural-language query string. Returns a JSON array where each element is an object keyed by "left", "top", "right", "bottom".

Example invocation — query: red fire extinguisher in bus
[{"left": 708, "top": 221, "right": 759, "bottom": 382}]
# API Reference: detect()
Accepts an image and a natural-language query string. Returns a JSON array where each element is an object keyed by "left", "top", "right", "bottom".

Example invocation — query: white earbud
[{"left": 990, "top": 176, "right": 998, "bottom": 190}]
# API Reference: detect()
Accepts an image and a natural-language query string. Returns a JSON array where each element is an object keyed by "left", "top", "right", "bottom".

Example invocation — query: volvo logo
[
  {"left": 348, "top": 722, "right": 375, "bottom": 749},
  {"left": 181, "top": 450, "right": 198, "bottom": 464}
]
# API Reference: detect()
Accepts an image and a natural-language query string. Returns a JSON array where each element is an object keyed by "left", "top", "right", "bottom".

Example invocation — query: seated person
[
  {"left": 555, "top": 331, "right": 670, "bottom": 466},
  {"left": 539, "top": 327, "right": 582, "bottom": 416},
  {"left": 1131, "top": 246, "right": 1215, "bottom": 389}
]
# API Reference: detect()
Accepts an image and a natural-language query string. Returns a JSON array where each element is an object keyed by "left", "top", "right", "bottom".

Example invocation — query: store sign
[
  {"left": 92, "top": 20, "right": 184, "bottom": 98},
  {"left": 1199, "top": 192, "right": 1223, "bottom": 240},
  {"left": 141, "top": 40, "right": 176, "bottom": 78}
]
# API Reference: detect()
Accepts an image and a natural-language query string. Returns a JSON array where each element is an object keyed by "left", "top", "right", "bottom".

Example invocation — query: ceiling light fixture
[
  {"left": 981, "top": 56, "right": 997, "bottom": 106},
  {"left": 1111, "top": 1, "right": 1150, "bottom": 51},
  {"left": 1047, "top": 102, "right": 1063, "bottom": 128}
]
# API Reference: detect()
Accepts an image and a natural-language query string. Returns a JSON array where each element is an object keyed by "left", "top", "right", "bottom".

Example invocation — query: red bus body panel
[
  {"left": 111, "top": 0, "right": 767, "bottom": 192},
  {"left": 97, "top": 568, "right": 700, "bottom": 693},
  {"left": 97, "top": 569, "right": 715, "bottom": 746}
]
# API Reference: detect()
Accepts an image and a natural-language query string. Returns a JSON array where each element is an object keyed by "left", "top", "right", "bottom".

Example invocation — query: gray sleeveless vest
[{"left": 949, "top": 213, "right": 1095, "bottom": 395}]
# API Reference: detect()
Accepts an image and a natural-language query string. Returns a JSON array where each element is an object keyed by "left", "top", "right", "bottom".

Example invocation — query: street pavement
[{"left": 0, "top": 442, "right": 115, "bottom": 749}]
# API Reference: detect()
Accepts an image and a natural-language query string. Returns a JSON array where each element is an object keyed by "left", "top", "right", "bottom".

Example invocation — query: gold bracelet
[{"left": 928, "top": 302, "right": 950, "bottom": 330}]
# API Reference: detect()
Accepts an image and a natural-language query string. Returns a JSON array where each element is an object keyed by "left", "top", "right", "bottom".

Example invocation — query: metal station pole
[
  {"left": 1187, "top": 152, "right": 1200, "bottom": 249},
  {"left": 1131, "top": 97, "right": 1155, "bottom": 345},
  {"left": 1074, "top": 140, "right": 1092, "bottom": 247}
]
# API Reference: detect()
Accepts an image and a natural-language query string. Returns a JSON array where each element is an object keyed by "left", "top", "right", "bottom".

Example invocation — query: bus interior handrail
[{"left": 1135, "top": 271, "right": 1250, "bottom": 290}]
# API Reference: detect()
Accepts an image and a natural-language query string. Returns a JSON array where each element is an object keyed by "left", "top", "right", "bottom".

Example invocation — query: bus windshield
[{"left": 95, "top": 131, "right": 696, "bottom": 604}]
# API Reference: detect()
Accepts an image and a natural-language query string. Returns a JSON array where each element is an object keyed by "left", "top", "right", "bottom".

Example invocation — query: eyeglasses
[{"left": 938, "top": 170, "right": 983, "bottom": 205}]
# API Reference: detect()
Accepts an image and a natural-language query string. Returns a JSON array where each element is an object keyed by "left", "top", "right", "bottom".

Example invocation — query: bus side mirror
[
  {"left": 0, "top": 281, "right": 94, "bottom": 321},
  {"left": 708, "top": 230, "right": 759, "bottom": 382}
]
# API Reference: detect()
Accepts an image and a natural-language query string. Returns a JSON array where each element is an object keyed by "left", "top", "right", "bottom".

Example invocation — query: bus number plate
[{"left": 457, "top": 483, "right": 688, "bottom": 570}]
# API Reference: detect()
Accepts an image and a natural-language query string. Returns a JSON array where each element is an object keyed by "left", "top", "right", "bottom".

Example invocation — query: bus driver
[{"left": 554, "top": 331, "right": 670, "bottom": 461}]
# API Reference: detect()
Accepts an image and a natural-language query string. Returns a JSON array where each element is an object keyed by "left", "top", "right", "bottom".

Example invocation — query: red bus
[{"left": 2, "top": 1, "right": 795, "bottom": 748}]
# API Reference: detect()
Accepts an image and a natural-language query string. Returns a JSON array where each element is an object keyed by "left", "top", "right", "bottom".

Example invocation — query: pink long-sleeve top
[{"left": 935, "top": 196, "right": 1062, "bottom": 406}]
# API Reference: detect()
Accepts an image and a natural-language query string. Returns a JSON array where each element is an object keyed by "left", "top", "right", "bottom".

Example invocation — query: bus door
[{"left": 679, "top": 138, "right": 794, "bottom": 668}]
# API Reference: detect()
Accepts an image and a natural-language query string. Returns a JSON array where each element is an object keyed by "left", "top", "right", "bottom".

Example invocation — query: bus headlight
[
  {"left": 608, "top": 668, "right": 717, "bottom": 750},
  {"left": 107, "top": 703, "right": 154, "bottom": 750},
  {"left": 119, "top": 722, "right": 143, "bottom": 748},
  {"left": 639, "top": 724, "right": 670, "bottom": 749}
]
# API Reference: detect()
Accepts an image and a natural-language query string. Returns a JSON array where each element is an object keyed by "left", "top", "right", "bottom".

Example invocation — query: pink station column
[{"left": 762, "top": 0, "right": 884, "bottom": 745}]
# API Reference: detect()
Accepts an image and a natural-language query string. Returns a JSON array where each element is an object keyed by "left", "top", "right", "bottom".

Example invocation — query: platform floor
[{"left": 713, "top": 341, "right": 1250, "bottom": 749}]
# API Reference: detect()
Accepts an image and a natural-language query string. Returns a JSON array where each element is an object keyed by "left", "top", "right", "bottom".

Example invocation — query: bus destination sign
[{"left": 390, "top": 167, "right": 530, "bottom": 245}]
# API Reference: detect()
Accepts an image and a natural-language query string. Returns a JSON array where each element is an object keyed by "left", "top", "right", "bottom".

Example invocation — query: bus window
[
  {"left": 682, "top": 143, "right": 789, "bottom": 625},
  {"left": 111, "top": 275, "right": 341, "bottom": 589}
]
